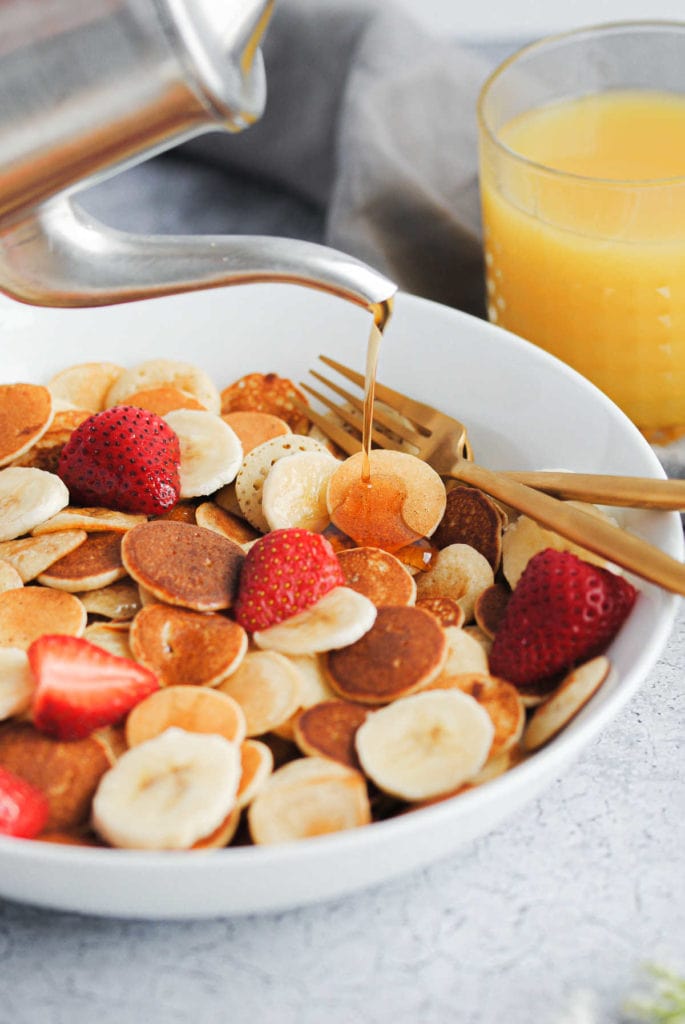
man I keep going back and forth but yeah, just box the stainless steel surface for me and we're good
[0,0,396,316]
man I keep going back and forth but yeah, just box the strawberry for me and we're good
[28,635,160,741]
[489,548,637,687]
[234,528,345,632]
[57,405,181,515]
[0,766,49,838]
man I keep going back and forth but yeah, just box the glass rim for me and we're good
[476,19,685,188]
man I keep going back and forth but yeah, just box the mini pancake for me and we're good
[124,386,205,416]
[293,699,369,769]
[220,372,310,434]
[77,579,142,620]
[337,547,416,607]
[37,531,125,592]
[32,506,146,535]
[326,605,448,705]
[193,806,242,850]
[0,588,86,648]
[0,529,86,582]
[154,500,197,524]
[0,383,54,466]
[235,739,274,809]
[415,596,465,628]
[105,358,220,414]
[524,656,611,751]
[247,756,371,844]
[474,583,510,638]
[426,672,525,758]
[48,361,124,412]
[462,624,493,659]
[438,625,489,676]
[121,520,244,611]
[222,410,291,454]
[9,409,91,474]
[415,543,494,622]
[213,483,242,517]
[0,721,112,830]
[217,650,302,737]
[195,501,261,546]
[432,485,504,571]
[130,604,247,688]
[327,450,447,553]
[0,559,22,593]
[83,622,133,659]
[125,684,246,747]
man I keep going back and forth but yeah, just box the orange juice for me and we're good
[479,89,685,439]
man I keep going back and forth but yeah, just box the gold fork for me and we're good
[298,355,685,596]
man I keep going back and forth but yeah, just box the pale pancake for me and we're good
[83,622,133,660]
[32,506,146,535]
[0,383,54,467]
[326,605,448,704]
[415,543,494,623]
[337,546,416,607]
[130,604,247,687]
[77,579,142,621]
[0,588,86,648]
[217,650,302,737]
[524,657,611,751]
[0,560,23,593]
[37,531,125,591]
[121,520,244,611]
[48,361,123,412]
[0,530,86,582]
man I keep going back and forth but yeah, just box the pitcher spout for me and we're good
[0,199,397,325]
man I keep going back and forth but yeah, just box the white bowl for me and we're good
[0,284,680,918]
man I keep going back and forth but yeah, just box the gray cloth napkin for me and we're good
[182,0,493,316]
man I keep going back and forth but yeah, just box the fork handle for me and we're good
[449,460,685,595]
[500,470,685,510]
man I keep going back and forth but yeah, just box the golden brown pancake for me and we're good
[125,684,246,747]
[220,372,310,433]
[415,595,465,628]
[221,410,290,454]
[154,500,198,524]
[337,547,416,607]
[474,583,510,638]
[0,587,86,648]
[124,386,205,415]
[326,605,448,704]
[121,520,244,611]
[37,531,125,591]
[130,604,247,687]
[432,485,503,571]
[0,721,112,830]
[195,502,261,546]
[293,699,368,769]
[10,408,91,474]
[235,739,274,809]
[0,383,54,466]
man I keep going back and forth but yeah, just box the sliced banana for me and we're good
[262,450,339,532]
[253,586,377,656]
[105,358,221,414]
[91,727,241,850]
[0,647,35,720]
[235,434,330,532]
[164,409,243,498]
[0,467,70,542]
[247,755,371,844]
[501,505,614,588]
[355,689,494,801]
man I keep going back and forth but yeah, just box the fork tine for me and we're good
[292,399,360,456]
[300,384,405,452]
[318,355,438,427]
[308,370,423,446]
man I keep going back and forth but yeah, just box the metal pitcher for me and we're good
[0,0,395,322]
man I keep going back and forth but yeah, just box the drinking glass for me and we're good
[477,22,685,442]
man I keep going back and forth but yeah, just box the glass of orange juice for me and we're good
[477,22,685,442]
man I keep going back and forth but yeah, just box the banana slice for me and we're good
[501,506,614,588]
[164,409,243,498]
[105,358,221,414]
[355,689,494,801]
[253,586,377,656]
[0,467,69,542]
[0,647,35,720]
[262,450,339,532]
[91,727,241,850]
[235,434,330,532]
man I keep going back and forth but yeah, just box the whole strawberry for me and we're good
[57,405,181,514]
[234,528,345,632]
[489,548,637,687]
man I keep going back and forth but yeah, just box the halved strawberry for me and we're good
[489,548,637,687]
[0,766,49,838]
[233,528,345,632]
[28,635,160,741]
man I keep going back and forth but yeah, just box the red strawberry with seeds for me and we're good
[0,766,49,838]
[57,405,181,515]
[489,548,637,687]
[29,635,160,741]
[234,528,345,632]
